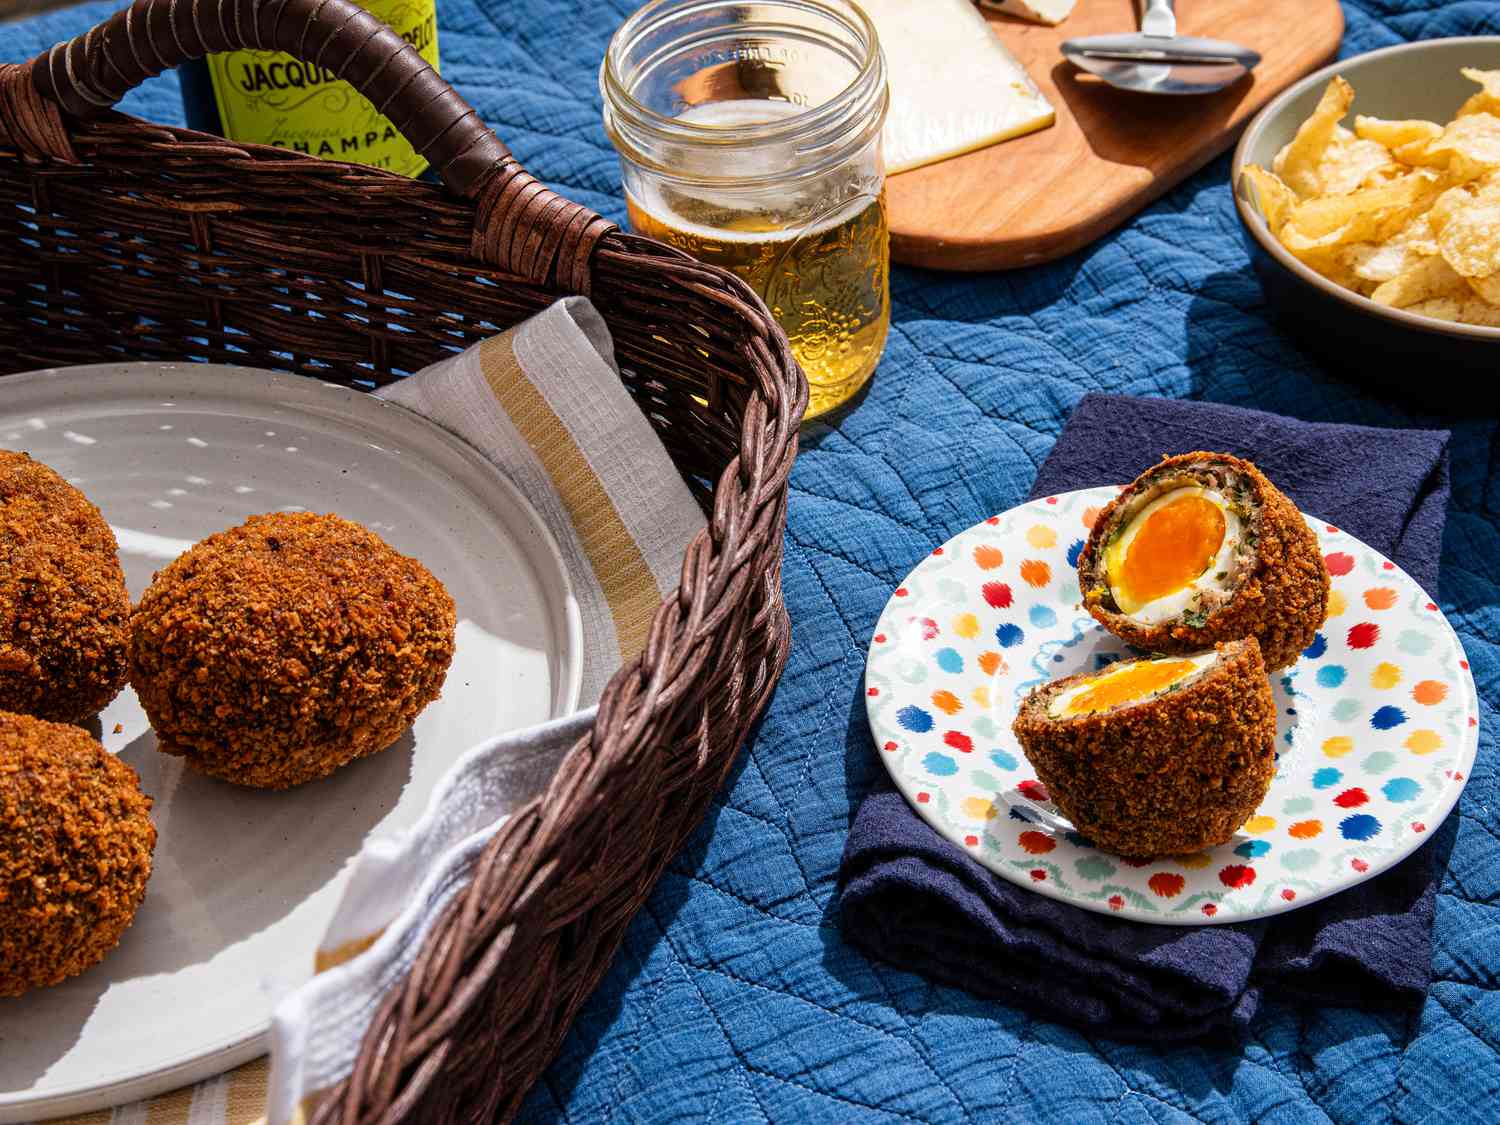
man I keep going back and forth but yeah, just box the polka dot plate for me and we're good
[864,487,1479,925]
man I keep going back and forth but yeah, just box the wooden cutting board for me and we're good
[887,0,1344,270]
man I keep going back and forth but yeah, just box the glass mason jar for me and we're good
[602,0,891,421]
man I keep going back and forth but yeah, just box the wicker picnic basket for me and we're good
[0,0,806,1118]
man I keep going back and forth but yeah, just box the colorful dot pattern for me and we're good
[866,486,1479,925]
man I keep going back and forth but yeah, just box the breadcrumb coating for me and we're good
[1012,638,1277,858]
[0,451,131,723]
[0,710,155,996]
[1078,452,1329,672]
[130,513,456,789]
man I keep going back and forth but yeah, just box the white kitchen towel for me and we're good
[265,297,705,1124]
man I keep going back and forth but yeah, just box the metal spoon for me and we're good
[1061,0,1260,96]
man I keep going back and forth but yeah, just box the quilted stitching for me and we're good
[3,1,1497,1120]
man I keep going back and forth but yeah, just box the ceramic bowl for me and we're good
[1232,37,1500,400]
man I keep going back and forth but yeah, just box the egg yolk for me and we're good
[1112,495,1225,609]
[1063,660,1198,716]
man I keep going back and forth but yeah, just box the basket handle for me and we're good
[21,0,616,289]
[29,0,502,194]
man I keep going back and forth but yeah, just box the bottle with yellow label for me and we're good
[179,0,440,177]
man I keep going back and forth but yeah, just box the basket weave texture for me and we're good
[0,0,806,1119]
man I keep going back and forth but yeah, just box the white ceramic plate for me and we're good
[865,487,1478,925]
[0,363,582,1122]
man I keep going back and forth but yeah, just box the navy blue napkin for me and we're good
[839,394,1453,1041]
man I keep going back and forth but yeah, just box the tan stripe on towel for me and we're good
[478,335,659,661]
[225,1058,268,1125]
[143,1085,194,1125]
[313,928,384,974]
[47,1109,112,1125]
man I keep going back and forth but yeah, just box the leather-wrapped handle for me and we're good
[30,0,506,196]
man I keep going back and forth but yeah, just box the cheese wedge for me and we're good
[861,0,1056,174]
[978,0,1077,26]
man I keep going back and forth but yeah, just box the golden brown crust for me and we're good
[0,451,131,723]
[1077,452,1329,672]
[0,710,155,996]
[1011,638,1277,858]
[130,512,456,789]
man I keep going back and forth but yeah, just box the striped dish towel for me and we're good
[378,295,704,705]
[33,298,703,1125]
[31,1059,270,1125]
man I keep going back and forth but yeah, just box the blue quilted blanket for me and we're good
[5,1,1498,1120]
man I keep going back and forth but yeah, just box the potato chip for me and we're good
[1240,166,1298,232]
[1436,196,1500,278]
[1281,170,1441,248]
[1249,69,1500,327]
[1406,294,1500,326]
[1274,76,1354,198]
[1318,135,1401,194]
[1402,296,1466,321]
[1280,231,1384,293]
[1405,113,1500,181]
[1355,115,1443,153]
[1458,67,1500,118]
[1326,252,1383,295]
[1477,170,1500,202]
[1295,245,1379,295]
[1340,243,1400,281]
[1468,273,1500,304]
[1428,184,1476,235]
[1443,113,1500,162]
[1370,253,1467,308]
[1343,213,1438,282]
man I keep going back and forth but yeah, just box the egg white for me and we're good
[1103,486,1242,624]
[1046,651,1219,719]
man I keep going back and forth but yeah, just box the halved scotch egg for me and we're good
[1101,487,1241,621]
[1012,638,1277,858]
[1046,651,1219,719]
[1078,452,1329,672]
